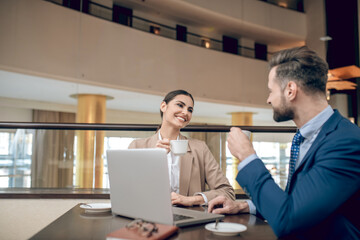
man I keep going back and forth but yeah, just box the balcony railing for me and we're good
[45,0,274,61]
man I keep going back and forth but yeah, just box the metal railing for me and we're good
[0,122,296,132]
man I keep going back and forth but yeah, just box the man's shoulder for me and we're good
[319,113,360,153]
[333,115,360,136]
[324,110,360,134]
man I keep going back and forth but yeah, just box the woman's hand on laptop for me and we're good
[171,192,205,206]
[156,139,171,153]
[208,196,249,214]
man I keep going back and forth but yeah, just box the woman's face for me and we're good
[160,94,194,129]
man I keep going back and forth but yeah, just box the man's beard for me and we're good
[272,95,294,122]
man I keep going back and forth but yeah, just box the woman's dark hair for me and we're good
[157,89,194,131]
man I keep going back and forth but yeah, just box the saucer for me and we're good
[80,203,111,213]
[205,222,247,236]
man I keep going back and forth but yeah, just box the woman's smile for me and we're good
[161,94,194,130]
[175,115,187,122]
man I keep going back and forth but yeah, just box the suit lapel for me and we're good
[290,111,342,186]
[295,131,326,172]
[148,133,159,148]
[178,134,193,196]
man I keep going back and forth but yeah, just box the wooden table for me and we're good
[30,204,277,239]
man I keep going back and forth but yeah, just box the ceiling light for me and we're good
[326,90,331,101]
[201,39,211,49]
[320,36,332,41]
[278,2,288,8]
[150,26,160,35]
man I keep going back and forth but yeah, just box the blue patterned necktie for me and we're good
[286,130,304,191]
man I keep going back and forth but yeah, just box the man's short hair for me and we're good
[269,46,328,95]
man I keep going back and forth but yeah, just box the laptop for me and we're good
[107,148,224,227]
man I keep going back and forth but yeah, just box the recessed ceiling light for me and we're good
[320,36,332,41]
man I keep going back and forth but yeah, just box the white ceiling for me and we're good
[0,69,281,124]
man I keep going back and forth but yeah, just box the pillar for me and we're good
[230,112,253,191]
[74,94,108,188]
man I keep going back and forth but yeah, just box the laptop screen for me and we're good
[107,148,174,225]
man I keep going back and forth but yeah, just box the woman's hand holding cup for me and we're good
[156,138,171,153]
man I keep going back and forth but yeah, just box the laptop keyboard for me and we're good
[173,214,194,222]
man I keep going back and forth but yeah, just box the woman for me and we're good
[128,90,235,206]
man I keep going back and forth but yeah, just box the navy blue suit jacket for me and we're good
[236,110,360,239]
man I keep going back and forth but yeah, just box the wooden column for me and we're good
[230,112,253,191]
[231,112,253,126]
[74,94,107,188]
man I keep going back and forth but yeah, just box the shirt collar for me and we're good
[158,131,179,140]
[299,105,334,139]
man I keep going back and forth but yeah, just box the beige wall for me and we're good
[184,0,306,41]
[0,198,110,240]
[0,105,32,122]
[304,0,326,59]
[1,0,293,110]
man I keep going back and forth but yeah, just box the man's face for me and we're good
[267,67,294,122]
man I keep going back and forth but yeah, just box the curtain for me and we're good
[31,110,75,188]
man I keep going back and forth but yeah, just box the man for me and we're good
[208,46,360,239]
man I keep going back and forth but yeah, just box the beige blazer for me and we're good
[128,133,235,201]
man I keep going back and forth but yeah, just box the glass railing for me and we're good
[0,122,296,195]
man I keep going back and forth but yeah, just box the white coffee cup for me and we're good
[170,140,188,155]
[242,130,251,139]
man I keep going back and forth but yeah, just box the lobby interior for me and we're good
[0,0,359,239]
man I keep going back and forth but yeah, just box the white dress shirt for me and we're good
[158,131,208,204]
[159,131,180,193]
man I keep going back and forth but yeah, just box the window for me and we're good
[0,130,33,188]
[225,140,291,190]
[0,131,135,189]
